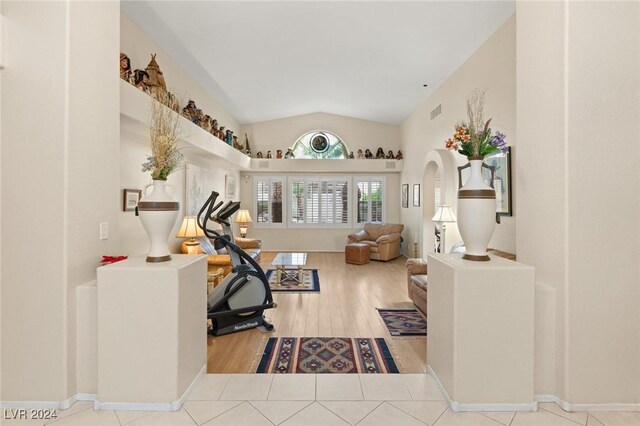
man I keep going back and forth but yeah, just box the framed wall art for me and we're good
[413,184,421,207]
[225,174,237,199]
[484,147,512,216]
[123,189,142,212]
[401,184,409,208]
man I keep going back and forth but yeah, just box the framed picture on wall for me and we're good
[225,175,236,199]
[123,189,142,212]
[413,184,421,207]
[484,147,512,216]
[186,163,217,216]
[401,184,409,208]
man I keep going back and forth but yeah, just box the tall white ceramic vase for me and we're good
[457,158,496,261]
[137,179,179,262]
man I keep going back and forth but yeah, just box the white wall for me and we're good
[239,172,401,252]
[1,1,120,401]
[399,16,516,258]
[517,1,640,404]
[119,13,243,256]
[242,111,400,158]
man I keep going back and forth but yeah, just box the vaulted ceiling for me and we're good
[122,1,515,125]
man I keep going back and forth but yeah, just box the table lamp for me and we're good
[175,216,206,254]
[234,209,253,238]
[432,205,457,254]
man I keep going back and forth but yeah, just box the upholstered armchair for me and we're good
[181,237,263,276]
[406,258,428,316]
[347,223,404,261]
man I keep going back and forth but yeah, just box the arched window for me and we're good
[291,131,349,159]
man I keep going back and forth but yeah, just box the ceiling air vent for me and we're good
[430,104,442,120]
[258,161,269,168]
[385,161,396,169]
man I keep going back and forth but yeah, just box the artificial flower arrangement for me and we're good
[141,93,184,180]
[444,89,508,158]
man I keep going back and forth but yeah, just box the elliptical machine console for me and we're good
[197,191,276,336]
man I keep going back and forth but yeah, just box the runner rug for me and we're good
[376,308,427,337]
[265,269,320,293]
[255,337,400,374]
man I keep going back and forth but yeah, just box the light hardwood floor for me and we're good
[206,251,427,373]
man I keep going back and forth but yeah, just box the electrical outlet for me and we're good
[100,222,109,240]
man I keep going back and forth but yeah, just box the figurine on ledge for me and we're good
[386,150,395,159]
[133,69,151,94]
[256,151,264,158]
[120,53,133,84]
[357,149,364,159]
[396,150,403,160]
[349,151,355,159]
[364,149,373,159]
[376,147,385,159]
[285,148,295,159]
[182,100,197,122]
[276,149,283,159]
[266,150,273,159]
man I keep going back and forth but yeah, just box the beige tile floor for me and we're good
[3,374,639,426]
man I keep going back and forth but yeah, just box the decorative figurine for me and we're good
[386,150,395,159]
[182,100,197,121]
[144,53,167,97]
[202,115,212,132]
[120,53,132,83]
[233,135,244,151]
[376,147,385,159]
[276,149,283,159]
[256,151,264,158]
[133,69,150,94]
[396,150,403,160]
[218,126,226,141]
[244,133,252,155]
[348,151,355,159]
[365,149,373,159]
[285,148,295,159]
[225,130,233,145]
[266,150,273,159]
[211,119,219,137]
[357,149,364,159]
[194,109,204,127]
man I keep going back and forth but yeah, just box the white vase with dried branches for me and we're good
[137,94,184,262]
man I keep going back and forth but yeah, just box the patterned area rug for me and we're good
[376,308,427,337]
[265,269,320,293]
[256,337,400,374]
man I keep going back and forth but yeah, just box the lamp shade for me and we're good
[432,205,457,223]
[175,216,206,238]
[234,209,253,224]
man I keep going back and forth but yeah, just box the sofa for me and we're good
[181,237,262,276]
[347,223,404,261]
[406,248,516,317]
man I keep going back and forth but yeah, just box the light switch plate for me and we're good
[100,222,109,240]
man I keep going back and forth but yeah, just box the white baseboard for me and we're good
[428,365,537,412]
[1,365,206,412]
[535,394,640,412]
[94,364,206,412]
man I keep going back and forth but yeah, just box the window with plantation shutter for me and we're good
[355,177,385,224]
[254,177,284,227]
[290,177,350,228]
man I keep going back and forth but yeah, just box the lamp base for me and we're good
[185,239,200,255]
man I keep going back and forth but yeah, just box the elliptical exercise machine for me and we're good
[197,191,276,336]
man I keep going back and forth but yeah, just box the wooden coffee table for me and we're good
[271,252,307,286]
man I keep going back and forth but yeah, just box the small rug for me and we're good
[256,337,400,374]
[376,308,427,337]
[265,269,320,293]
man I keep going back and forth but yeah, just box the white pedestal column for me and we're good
[427,253,535,411]
[96,255,207,411]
